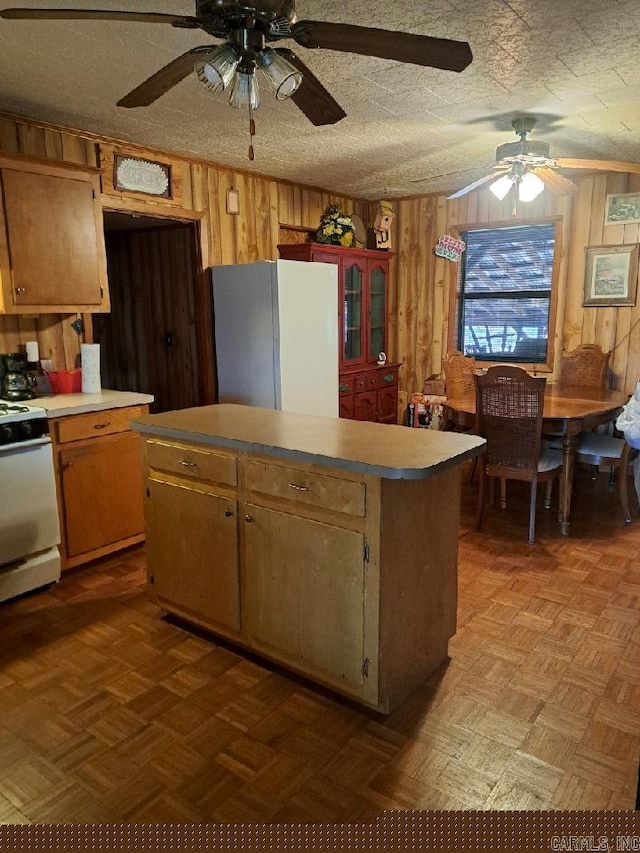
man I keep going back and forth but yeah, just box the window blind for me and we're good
[457,222,555,362]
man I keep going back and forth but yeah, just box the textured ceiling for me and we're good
[0,0,639,199]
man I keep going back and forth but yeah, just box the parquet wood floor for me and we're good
[1,462,639,822]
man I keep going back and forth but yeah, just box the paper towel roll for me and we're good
[81,343,101,394]
[25,340,39,363]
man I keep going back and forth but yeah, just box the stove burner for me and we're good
[0,403,30,415]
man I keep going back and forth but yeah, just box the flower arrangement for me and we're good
[315,204,355,247]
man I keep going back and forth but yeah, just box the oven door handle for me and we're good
[0,436,52,454]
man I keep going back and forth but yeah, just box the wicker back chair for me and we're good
[558,344,610,389]
[474,366,563,544]
[443,350,476,398]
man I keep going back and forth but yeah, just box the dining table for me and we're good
[443,383,629,535]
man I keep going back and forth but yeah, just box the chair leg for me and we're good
[489,476,495,509]
[528,479,538,544]
[544,478,553,509]
[619,445,632,524]
[476,464,485,532]
[499,478,507,510]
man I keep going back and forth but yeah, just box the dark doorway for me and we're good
[94,210,209,414]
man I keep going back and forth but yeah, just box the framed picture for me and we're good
[583,244,639,307]
[604,192,640,225]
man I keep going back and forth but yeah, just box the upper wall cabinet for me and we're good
[0,155,110,314]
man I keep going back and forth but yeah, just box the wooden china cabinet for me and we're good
[277,243,399,424]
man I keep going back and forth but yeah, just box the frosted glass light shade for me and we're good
[489,173,515,201]
[258,47,302,99]
[195,45,239,93]
[518,171,545,202]
[229,70,260,110]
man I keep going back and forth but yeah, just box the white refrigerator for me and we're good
[211,259,339,417]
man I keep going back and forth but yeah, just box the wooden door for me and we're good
[146,479,240,631]
[93,219,202,414]
[60,432,144,558]
[243,505,365,690]
[2,167,105,307]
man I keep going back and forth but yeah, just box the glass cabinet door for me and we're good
[368,264,386,360]
[343,260,364,364]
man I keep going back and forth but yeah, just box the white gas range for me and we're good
[0,401,61,601]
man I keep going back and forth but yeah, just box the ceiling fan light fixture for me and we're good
[518,170,545,202]
[489,173,515,201]
[258,47,303,100]
[195,44,240,93]
[229,67,260,111]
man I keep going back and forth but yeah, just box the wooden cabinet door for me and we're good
[353,390,377,421]
[367,260,388,363]
[0,161,108,312]
[243,505,365,690]
[60,431,144,558]
[146,480,240,632]
[377,385,398,424]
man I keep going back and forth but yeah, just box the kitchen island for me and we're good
[132,404,485,713]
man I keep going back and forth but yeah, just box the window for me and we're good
[457,222,556,363]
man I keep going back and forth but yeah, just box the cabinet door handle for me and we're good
[15,287,26,294]
[225,508,234,517]
[288,483,309,492]
[93,422,111,430]
[245,514,253,522]
[179,460,196,468]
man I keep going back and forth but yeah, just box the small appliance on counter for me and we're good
[0,352,35,401]
[24,340,53,397]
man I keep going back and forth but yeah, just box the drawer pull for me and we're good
[338,383,349,392]
[179,460,197,468]
[288,482,309,492]
[383,373,395,383]
[245,514,253,522]
[225,508,234,517]
[93,422,111,430]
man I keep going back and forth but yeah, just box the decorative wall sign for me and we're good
[604,192,640,225]
[435,234,466,261]
[583,244,639,307]
[114,155,171,197]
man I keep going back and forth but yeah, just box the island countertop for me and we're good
[131,403,484,480]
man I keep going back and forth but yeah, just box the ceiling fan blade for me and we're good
[554,158,640,176]
[535,166,576,195]
[0,8,199,26]
[291,20,472,72]
[274,48,346,126]
[447,172,503,200]
[117,46,216,108]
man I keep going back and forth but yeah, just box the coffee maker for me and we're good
[0,352,35,401]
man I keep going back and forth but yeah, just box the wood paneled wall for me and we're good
[0,113,367,387]
[390,173,640,413]
[1,110,639,414]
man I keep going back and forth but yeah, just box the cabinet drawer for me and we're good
[246,461,366,517]
[55,405,144,444]
[379,367,398,387]
[146,439,237,487]
[338,376,354,396]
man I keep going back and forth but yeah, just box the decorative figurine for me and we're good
[372,200,394,250]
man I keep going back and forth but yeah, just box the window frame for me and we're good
[447,216,563,373]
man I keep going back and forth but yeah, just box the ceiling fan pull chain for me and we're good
[248,107,255,161]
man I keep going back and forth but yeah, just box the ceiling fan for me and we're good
[447,116,640,201]
[0,1,473,129]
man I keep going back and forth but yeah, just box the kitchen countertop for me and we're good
[34,389,154,418]
[132,403,485,480]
